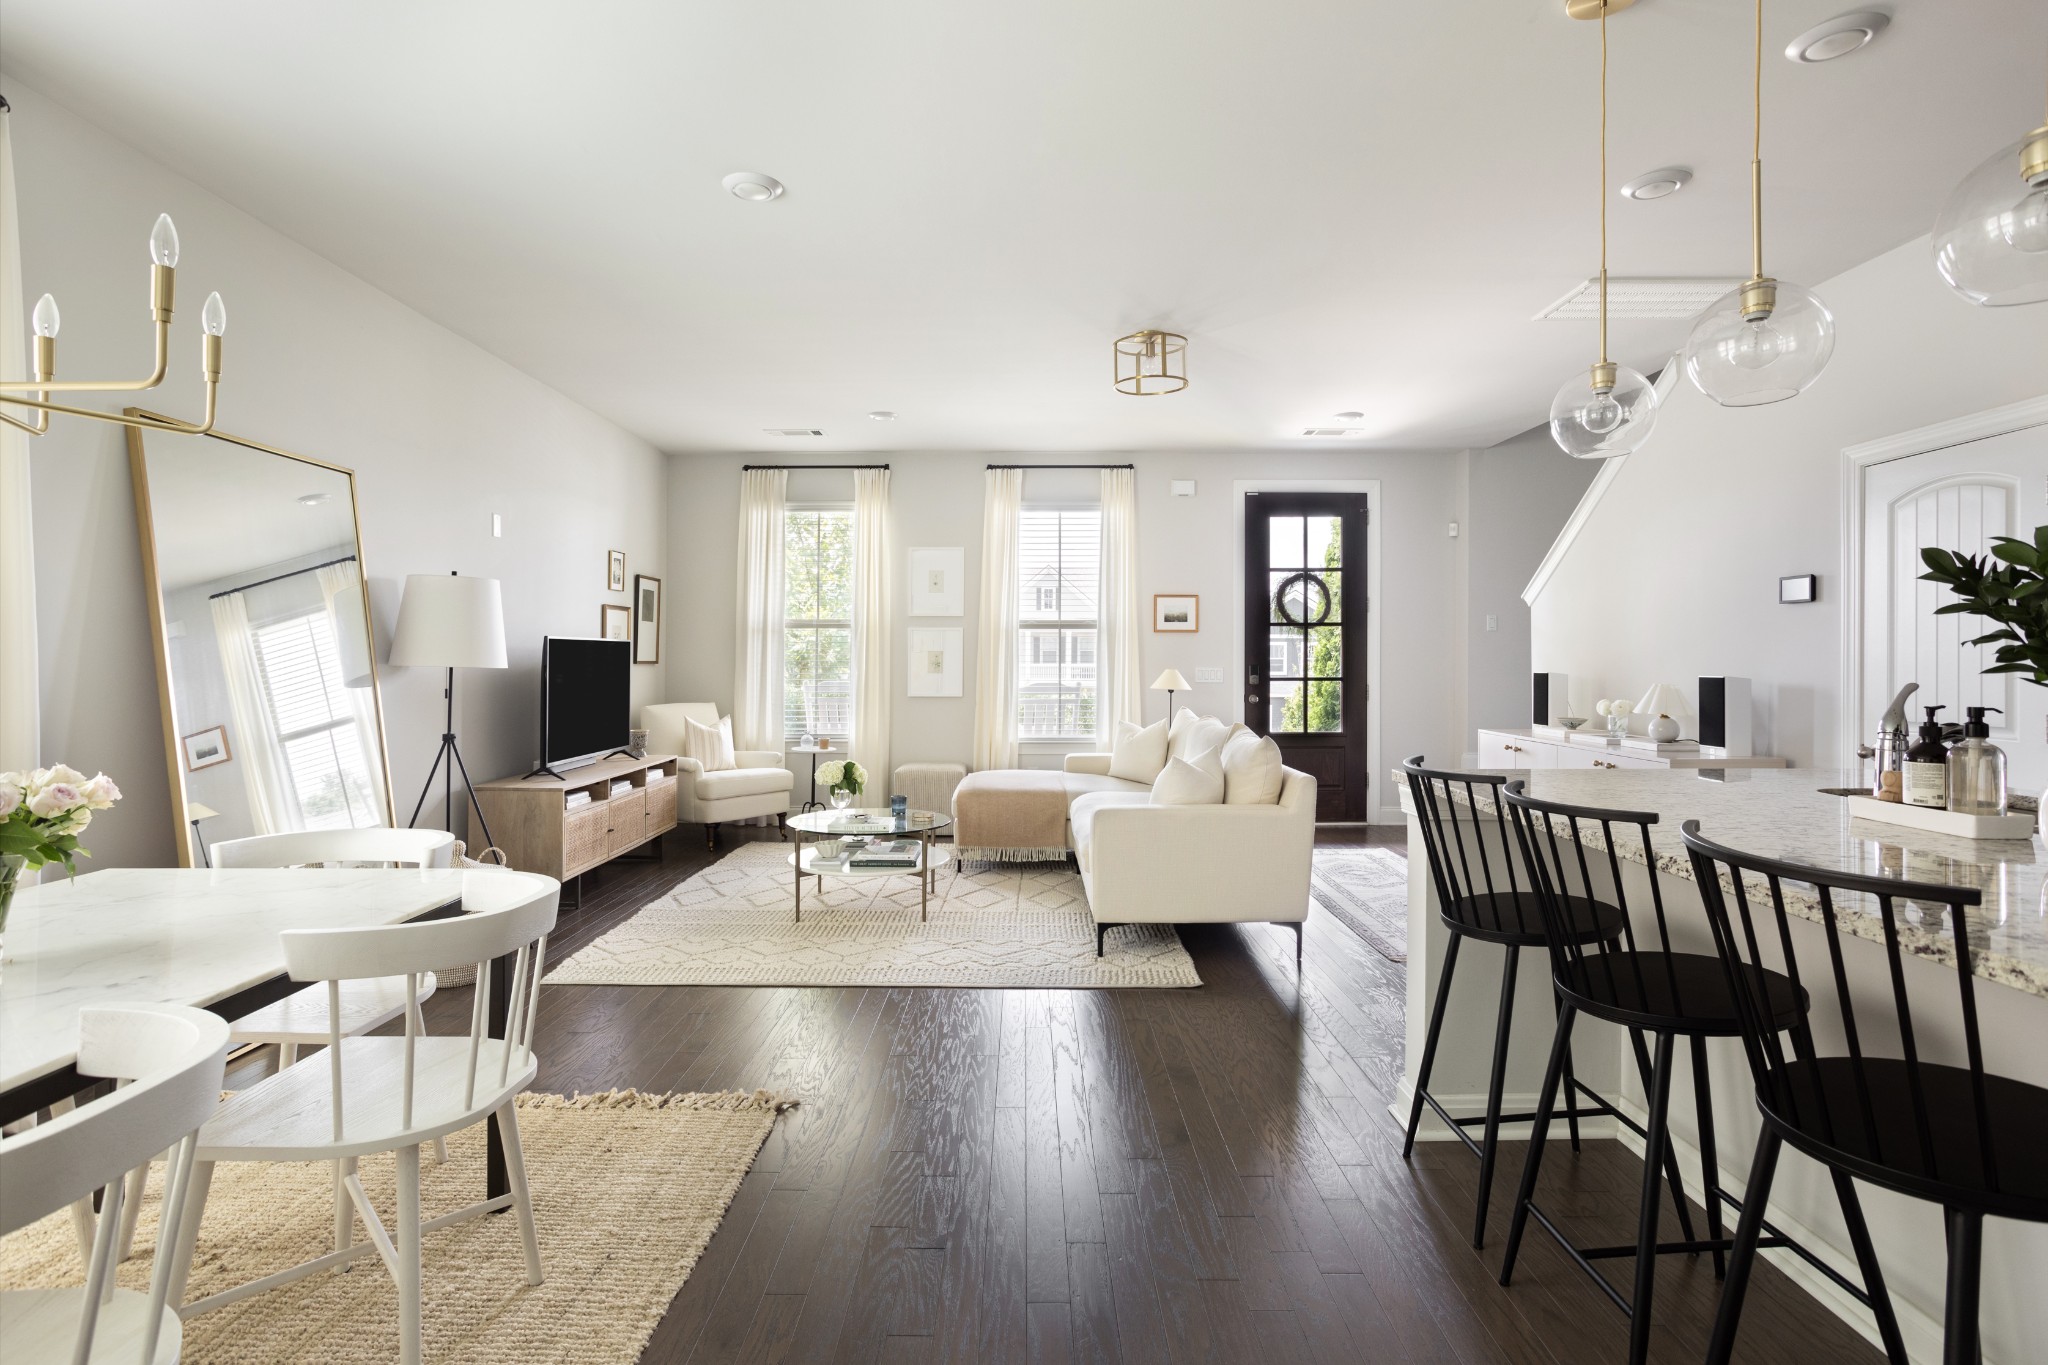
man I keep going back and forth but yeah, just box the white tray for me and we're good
[1843,794,2037,841]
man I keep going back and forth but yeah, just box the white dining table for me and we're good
[0,866,555,1102]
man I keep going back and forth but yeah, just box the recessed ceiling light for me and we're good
[1333,411,1364,421]
[1784,10,1889,63]
[722,171,785,202]
[867,411,896,421]
[1619,166,1693,200]
[296,491,331,506]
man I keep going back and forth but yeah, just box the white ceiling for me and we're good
[3,0,2041,454]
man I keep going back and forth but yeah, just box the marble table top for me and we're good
[1394,766,2048,1002]
[0,866,557,1093]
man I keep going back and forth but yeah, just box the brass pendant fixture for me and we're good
[1113,329,1188,396]
[1931,61,2048,307]
[1549,0,1659,459]
[0,211,229,436]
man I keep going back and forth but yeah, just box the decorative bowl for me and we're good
[1556,717,1587,730]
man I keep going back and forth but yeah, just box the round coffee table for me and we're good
[785,808,953,922]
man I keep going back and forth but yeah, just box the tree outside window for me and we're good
[785,508,853,740]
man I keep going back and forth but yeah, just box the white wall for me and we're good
[666,446,1583,820]
[9,81,668,867]
[1531,237,2048,768]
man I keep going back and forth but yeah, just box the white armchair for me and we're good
[640,703,794,848]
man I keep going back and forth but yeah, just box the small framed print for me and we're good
[908,547,964,617]
[182,725,232,772]
[1153,594,1199,632]
[906,626,963,697]
[633,573,662,664]
[600,603,631,641]
[1779,573,1818,604]
[607,549,626,593]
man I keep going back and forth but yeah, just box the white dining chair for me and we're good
[0,1004,230,1365]
[161,869,559,1365]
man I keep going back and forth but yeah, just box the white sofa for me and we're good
[640,703,794,848]
[1061,751,1319,962]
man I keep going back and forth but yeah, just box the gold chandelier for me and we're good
[0,212,227,436]
[1113,329,1187,395]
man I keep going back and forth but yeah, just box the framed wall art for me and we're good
[1153,594,1199,632]
[607,549,626,592]
[906,626,963,696]
[600,602,631,641]
[633,573,663,664]
[182,725,232,772]
[908,547,964,617]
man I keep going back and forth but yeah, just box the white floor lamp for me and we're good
[390,572,507,847]
[1151,668,1191,719]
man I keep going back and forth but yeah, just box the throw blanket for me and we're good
[954,769,1070,860]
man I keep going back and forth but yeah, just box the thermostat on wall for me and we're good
[1779,574,1817,604]
[1171,480,1196,497]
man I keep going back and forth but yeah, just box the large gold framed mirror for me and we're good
[127,413,395,866]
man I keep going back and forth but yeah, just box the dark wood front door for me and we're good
[1244,492,1368,821]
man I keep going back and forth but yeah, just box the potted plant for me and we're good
[1920,529,2048,831]
[0,764,123,957]
[814,759,868,811]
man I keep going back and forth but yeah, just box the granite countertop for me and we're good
[1393,766,2048,1001]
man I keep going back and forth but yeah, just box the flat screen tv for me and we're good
[537,636,631,775]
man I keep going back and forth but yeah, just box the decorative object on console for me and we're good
[1152,595,1198,632]
[1684,0,1836,406]
[628,728,648,759]
[1550,0,1658,459]
[0,212,231,437]
[907,547,964,617]
[600,602,631,641]
[389,571,508,846]
[1930,60,2048,308]
[1113,329,1188,396]
[633,573,662,664]
[1555,716,1586,730]
[1151,668,1190,716]
[1779,573,1817,603]
[1531,671,1571,725]
[1696,675,1754,757]
[1635,681,1687,743]
[1595,696,1632,737]
[181,725,232,771]
[906,626,963,697]
[607,549,626,592]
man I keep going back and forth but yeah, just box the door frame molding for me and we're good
[1233,479,1386,823]
[1839,394,2048,773]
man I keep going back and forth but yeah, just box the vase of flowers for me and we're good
[0,765,123,960]
[816,758,867,811]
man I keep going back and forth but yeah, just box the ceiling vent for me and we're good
[1534,277,1743,322]
[763,428,824,437]
[1301,427,1365,437]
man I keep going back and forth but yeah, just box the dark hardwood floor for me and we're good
[396,824,1881,1364]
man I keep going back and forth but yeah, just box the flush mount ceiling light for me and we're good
[1619,166,1693,200]
[1931,62,2048,307]
[722,171,785,202]
[867,410,896,421]
[1684,0,1837,406]
[1333,410,1364,420]
[1783,9,1889,63]
[1113,329,1188,396]
[1551,0,1659,460]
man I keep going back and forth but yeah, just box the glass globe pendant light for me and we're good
[1930,65,2048,308]
[1551,0,1658,460]
[1684,0,1836,407]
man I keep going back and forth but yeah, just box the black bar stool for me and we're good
[1684,820,2048,1365]
[1498,784,1905,1365]
[1401,757,1675,1249]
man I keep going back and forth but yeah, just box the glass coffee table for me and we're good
[784,808,953,922]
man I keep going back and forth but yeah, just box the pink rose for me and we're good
[0,782,20,817]
[79,774,122,810]
[28,782,82,818]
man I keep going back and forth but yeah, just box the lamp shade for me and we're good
[186,802,219,822]
[1635,681,1687,720]
[389,573,507,670]
[1151,669,1191,693]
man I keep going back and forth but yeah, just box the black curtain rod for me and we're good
[985,463,1134,470]
[209,555,358,600]
[742,463,891,471]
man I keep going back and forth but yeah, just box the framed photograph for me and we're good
[182,725,232,772]
[607,549,626,593]
[908,546,964,617]
[1779,573,1818,604]
[633,573,662,664]
[906,626,963,697]
[1153,594,1199,632]
[600,603,631,641]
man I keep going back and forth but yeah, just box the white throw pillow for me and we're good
[1167,709,1232,765]
[1221,729,1285,804]
[1151,743,1226,805]
[683,714,737,772]
[1108,718,1170,785]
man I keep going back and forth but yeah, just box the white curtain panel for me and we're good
[971,467,1023,771]
[851,467,893,789]
[211,592,297,834]
[316,559,390,817]
[0,108,39,775]
[1099,467,1141,737]
[732,467,788,753]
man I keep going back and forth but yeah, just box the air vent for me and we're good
[763,428,824,437]
[1534,277,1742,322]
[1301,427,1365,437]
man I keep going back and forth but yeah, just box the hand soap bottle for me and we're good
[1903,706,1950,809]
[1946,706,2009,817]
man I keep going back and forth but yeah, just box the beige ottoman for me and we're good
[952,769,1072,862]
[893,762,967,825]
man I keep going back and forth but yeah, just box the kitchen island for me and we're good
[1396,765,2045,1365]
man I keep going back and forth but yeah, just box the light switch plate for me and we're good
[1192,667,1224,684]
[491,513,503,538]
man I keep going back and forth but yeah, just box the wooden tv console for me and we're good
[474,752,679,881]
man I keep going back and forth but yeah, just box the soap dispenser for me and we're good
[1946,706,2009,817]
[1903,705,1950,808]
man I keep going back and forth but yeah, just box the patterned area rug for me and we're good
[0,1090,785,1365]
[1309,845,1410,962]
[543,840,1201,988]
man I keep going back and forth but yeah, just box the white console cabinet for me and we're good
[1475,728,1787,772]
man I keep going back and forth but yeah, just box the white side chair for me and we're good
[640,702,794,848]
[163,869,560,1365]
[0,1004,230,1365]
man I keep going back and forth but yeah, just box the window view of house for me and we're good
[784,507,854,740]
[1017,506,1100,740]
